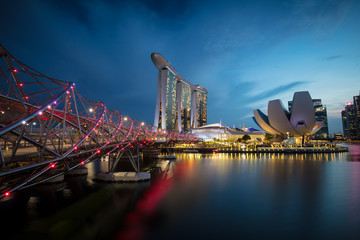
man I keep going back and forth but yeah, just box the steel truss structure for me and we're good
[0,45,197,199]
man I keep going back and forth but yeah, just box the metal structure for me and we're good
[0,45,197,199]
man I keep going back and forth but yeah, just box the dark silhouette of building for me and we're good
[341,91,360,139]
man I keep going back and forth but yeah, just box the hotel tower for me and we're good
[151,53,208,132]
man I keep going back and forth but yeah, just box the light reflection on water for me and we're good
[2,144,360,240]
[141,144,360,240]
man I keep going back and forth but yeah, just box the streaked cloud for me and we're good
[323,55,342,61]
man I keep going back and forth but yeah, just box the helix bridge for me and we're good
[0,45,197,199]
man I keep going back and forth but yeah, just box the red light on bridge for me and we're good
[50,163,56,168]
[74,146,78,150]
[13,69,17,73]
[81,161,85,165]
[116,145,119,148]
[25,96,29,100]
[19,83,23,87]
[5,192,10,197]
[97,150,101,154]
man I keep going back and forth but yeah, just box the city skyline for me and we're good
[1,0,359,135]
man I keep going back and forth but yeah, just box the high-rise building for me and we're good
[312,99,329,139]
[354,93,360,137]
[152,53,208,132]
[342,102,358,139]
[341,91,360,140]
[288,98,329,139]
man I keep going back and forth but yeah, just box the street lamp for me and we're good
[89,108,93,113]
[124,117,128,121]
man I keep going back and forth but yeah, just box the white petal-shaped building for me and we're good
[253,91,322,137]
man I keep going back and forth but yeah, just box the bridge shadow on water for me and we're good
[0,158,158,240]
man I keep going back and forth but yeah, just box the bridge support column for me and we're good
[95,148,150,182]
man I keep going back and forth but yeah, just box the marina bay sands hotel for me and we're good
[151,53,208,132]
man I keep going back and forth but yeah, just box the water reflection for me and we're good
[2,146,360,239]
[347,144,360,162]
[143,147,360,240]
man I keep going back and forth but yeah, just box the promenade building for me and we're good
[288,99,329,139]
[190,123,265,142]
[341,100,359,139]
[151,53,207,132]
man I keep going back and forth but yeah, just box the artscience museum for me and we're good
[253,91,323,142]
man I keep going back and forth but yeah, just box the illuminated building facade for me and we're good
[354,93,360,137]
[190,123,265,142]
[288,99,329,139]
[253,91,323,144]
[341,99,359,139]
[152,53,208,132]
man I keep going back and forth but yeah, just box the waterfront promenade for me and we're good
[169,143,348,154]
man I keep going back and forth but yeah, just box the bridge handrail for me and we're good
[0,83,74,137]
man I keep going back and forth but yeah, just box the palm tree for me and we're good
[264,133,273,143]
[242,134,251,143]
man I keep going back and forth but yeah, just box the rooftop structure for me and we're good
[190,123,265,142]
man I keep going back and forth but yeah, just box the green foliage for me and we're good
[264,133,273,142]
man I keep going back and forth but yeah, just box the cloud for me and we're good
[323,55,342,61]
[247,81,308,102]
[136,0,189,19]
[288,0,353,38]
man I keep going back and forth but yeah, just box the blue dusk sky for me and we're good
[1,0,359,135]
